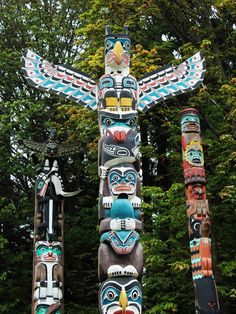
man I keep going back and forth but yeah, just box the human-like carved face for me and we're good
[181,114,200,133]
[184,141,204,166]
[108,166,137,195]
[99,277,142,314]
[35,241,62,262]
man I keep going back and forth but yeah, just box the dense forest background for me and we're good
[0,0,235,313]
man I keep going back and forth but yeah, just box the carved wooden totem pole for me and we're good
[22,131,79,314]
[180,109,220,313]
[22,26,217,313]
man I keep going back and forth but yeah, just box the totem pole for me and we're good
[22,26,207,313]
[22,130,79,314]
[180,109,220,313]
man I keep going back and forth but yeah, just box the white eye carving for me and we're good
[131,289,139,300]
[104,118,112,126]
[124,41,130,50]
[107,290,116,301]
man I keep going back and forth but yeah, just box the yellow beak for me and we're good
[113,41,124,65]
[119,287,128,314]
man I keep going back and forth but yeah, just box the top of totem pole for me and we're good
[180,108,200,117]
[104,25,131,75]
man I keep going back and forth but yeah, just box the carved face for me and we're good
[35,241,62,262]
[98,76,138,114]
[99,277,142,314]
[184,141,204,166]
[108,166,137,195]
[181,113,200,133]
[99,112,138,141]
[46,142,58,157]
[105,33,131,73]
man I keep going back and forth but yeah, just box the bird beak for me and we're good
[119,287,128,313]
[113,41,124,65]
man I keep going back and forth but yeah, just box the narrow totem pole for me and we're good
[22,131,79,314]
[22,26,209,313]
[180,109,220,313]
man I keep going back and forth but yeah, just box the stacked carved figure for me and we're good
[22,26,213,313]
[23,132,79,314]
[180,109,220,313]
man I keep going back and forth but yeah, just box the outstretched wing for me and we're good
[138,52,206,112]
[22,49,97,111]
[20,140,46,154]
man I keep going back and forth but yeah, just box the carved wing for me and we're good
[21,140,46,154]
[138,52,206,112]
[22,49,97,111]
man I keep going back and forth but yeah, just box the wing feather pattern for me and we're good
[22,49,97,111]
[138,52,206,112]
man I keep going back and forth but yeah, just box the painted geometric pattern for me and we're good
[138,52,206,112]
[22,49,97,111]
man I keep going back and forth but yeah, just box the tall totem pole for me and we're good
[22,26,218,313]
[22,131,79,314]
[180,109,220,313]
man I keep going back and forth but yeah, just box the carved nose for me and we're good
[114,130,127,142]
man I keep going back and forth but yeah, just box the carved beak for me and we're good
[119,287,128,313]
[113,41,124,65]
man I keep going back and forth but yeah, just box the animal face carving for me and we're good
[99,277,142,314]
[98,75,138,114]
[104,32,131,72]
[99,112,138,142]
[101,230,140,255]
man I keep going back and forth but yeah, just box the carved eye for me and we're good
[126,174,134,181]
[106,40,113,50]
[131,289,139,300]
[124,41,130,50]
[111,174,119,182]
[38,245,47,251]
[128,118,136,127]
[107,290,115,300]
[104,118,112,126]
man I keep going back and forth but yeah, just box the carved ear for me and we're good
[105,25,112,35]
[123,26,129,35]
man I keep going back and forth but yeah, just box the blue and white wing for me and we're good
[22,49,97,111]
[138,52,206,112]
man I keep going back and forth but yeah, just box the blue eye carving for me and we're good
[123,41,130,50]
[110,173,120,182]
[106,40,114,50]
[126,173,135,182]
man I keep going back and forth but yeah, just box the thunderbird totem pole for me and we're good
[22,131,79,314]
[22,26,219,313]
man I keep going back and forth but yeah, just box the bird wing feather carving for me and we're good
[22,49,97,111]
[138,52,206,112]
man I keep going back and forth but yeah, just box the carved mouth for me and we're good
[115,186,132,192]
[44,256,56,262]
[114,310,134,314]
